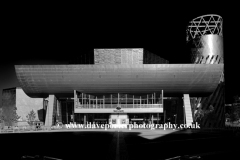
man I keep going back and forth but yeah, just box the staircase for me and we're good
[45,95,55,126]
[183,94,193,126]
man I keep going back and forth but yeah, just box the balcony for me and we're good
[75,104,162,109]
[74,104,163,113]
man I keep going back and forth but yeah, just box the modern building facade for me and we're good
[186,14,225,128]
[1,14,225,128]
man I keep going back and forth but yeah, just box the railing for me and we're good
[75,104,163,109]
[77,99,163,104]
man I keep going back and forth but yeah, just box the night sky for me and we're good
[1,6,239,107]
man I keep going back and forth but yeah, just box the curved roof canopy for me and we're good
[15,64,223,98]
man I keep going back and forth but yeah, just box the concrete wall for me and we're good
[16,88,44,123]
[94,48,143,64]
[1,88,16,126]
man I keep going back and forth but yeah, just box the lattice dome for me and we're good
[186,14,223,42]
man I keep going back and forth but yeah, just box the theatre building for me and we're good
[1,15,225,128]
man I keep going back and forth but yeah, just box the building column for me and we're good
[147,94,148,106]
[183,94,193,126]
[152,94,153,107]
[66,102,68,124]
[126,94,127,108]
[133,95,134,108]
[154,92,156,104]
[84,114,86,125]
[45,95,56,126]
[82,93,83,107]
[84,94,86,108]
[164,110,166,124]
[149,114,151,124]
[111,94,112,108]
[103,96,105,108]
[140,96,141,108]
[118,93,119,105]
[151,114,153,124]
[162,90,164,104]
[57,100,62,123]
[162,90,165,123]
[72,101,74,123]
[96,96,97,108]
[183,104,185,125]
[89,95,91,108]
[159,93,161,104]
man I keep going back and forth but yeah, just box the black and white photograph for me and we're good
[0,4,239,160]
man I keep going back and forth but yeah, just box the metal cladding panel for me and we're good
[15,64,223,98]
[187,15,223,64]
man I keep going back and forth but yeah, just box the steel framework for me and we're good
[187,14,224,64]
[186,14,223,42]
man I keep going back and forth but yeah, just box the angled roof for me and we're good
[15,64,224,98]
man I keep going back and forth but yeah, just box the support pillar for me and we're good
[162,90,164,123]
[151,114,153,124]
[162,90,163,105]
[82,93,83,107]
[84,94,86,108]
[140,96,141,108]
[183,105,185,125]
[89,95,90,108]
[183,94,193,126]
[152,94,153,107]
[126,94,127,108]
[154,92,156,104]
[56,100,62,123]
[96,96,97,108]
[149,114,151,124]
[72,102,74,123]
[84,114,86,125]
[45,95,56,126]
[118,93,119,105]
[103,95,105,108]
[111,94,112,108]
[147,94,148,105]
[66,102,68,124]
[133,95,134,108]
[164,110,166,124]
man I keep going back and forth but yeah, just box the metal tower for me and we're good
[186,14,223,64]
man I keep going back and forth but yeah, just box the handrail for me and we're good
[75,104,163,109]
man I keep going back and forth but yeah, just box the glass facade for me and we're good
[74,92,163,110]
[60,100,74,124]
[58,93,165,125]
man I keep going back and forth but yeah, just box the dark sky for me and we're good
[1,6,239,106]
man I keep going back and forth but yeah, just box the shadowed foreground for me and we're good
[1,129,240,160]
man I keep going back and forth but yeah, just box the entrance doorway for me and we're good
[109,114,129,127]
